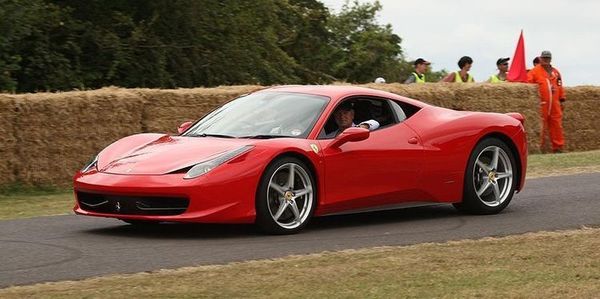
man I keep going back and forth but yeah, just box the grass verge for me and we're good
[0,150,599,221]
[0,186,72,220]
[526,150,600,178]
[1,228,599,298]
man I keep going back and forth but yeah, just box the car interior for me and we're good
[319,97,421,139]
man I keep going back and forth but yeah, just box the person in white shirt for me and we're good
[325,101,380,138]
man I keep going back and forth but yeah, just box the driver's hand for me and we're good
[359,123,370,129]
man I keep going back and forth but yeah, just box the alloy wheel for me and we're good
[266,163,314,229]
[472,145,514,207]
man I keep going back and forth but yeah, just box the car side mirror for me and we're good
[330,127,370,148]
[177,121,193,134]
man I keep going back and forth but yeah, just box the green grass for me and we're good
[527,150,600,178]
[1,228,598,298]
[0,189,73,220]
[0,150,599,221]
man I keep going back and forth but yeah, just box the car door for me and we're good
[316,98,424,215]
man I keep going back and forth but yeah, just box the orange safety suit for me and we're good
[527,64,565,151]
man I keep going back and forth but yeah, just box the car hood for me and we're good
[99,134,254,175]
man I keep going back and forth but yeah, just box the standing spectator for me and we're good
[441,56,475,83]
[404,58,430,84]
[487,57,510,83]
[527,50,566,153]
[527,57,540,73]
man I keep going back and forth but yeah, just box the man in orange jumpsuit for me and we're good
[527,50,566,153]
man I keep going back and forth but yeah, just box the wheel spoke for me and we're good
[267,162,314,229]
[293,188,312,198]
[476,180,491,196]
[287,164,295,189]
[491,147,500,170]
[289,200,300,221]
[496,172,512,180]
[269,182,286,195]
[273,202,288,220]
[477,160,490,173]
[492,183,501,200]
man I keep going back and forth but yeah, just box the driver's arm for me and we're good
[358,120,380,131]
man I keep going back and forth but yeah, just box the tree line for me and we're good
[0,0,445,93]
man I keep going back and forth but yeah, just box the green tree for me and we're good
[1,0,445,92]
[275,0,336,83]
[0,0,82,92]
[327,0,404,83]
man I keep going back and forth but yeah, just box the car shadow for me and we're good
[82,222,260,240]
[308,204,462,231]
[81,204,472,239]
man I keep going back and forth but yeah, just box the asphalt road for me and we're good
[1,173,599,288]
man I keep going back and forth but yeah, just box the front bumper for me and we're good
[73,169,258,224]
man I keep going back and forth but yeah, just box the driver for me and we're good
[325,101,380,138]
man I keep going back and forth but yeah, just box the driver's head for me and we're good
[333,101,355,130]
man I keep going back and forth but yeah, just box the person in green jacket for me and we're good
[488,57,510,83]
[404,58,430,84]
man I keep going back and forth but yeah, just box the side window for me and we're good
[388,100,421,122]
[318,97,398,139]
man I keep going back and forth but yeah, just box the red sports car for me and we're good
[74,85,527,234]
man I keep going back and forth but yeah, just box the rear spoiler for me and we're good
[505,112,525,125]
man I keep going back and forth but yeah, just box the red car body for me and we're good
[74,85,527,224]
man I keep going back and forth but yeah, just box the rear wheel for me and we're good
[455,138,517,214]
[255,157,316,234]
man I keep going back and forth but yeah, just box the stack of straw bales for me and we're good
[11,88,145,185]
[366,83,542,152]
[559,86,600,151]
[0,95,18,186]
[0,83,598,187]
[136,85,262,133]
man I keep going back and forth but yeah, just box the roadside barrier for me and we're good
[0,83,597,186]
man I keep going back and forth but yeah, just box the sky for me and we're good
[321,0,599,86]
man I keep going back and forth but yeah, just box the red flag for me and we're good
[507,30,527,82]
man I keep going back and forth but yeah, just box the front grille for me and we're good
[77,192,189,216]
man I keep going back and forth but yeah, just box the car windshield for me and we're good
[184,91,329,139]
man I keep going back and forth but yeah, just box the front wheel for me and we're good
[255,157,316,234]
[455,138,517,214]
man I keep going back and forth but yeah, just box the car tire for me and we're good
[255,157,317,234]
[455,137,517,214]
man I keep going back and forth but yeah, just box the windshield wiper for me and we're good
[239,134,292,139]
[194,133,236,138]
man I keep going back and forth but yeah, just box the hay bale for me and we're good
[137,85,263,133]
[1,83,599,187]
[366,83,458,108]
[0,95,18,185]
[563,86,600,152]
[369,83,542,152]
[13,88,145,186]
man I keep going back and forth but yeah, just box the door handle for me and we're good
[408,137,419,144]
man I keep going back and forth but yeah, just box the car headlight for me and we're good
[184,145,254,179]
[81,154,99,173]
